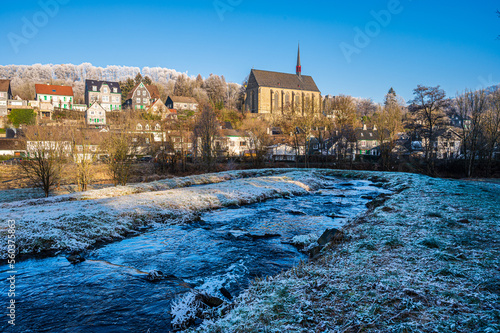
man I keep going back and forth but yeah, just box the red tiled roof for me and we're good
[35,84,74,96]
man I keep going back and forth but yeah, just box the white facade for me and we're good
[85,103,107,126]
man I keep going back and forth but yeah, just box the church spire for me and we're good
[296,43,302,77]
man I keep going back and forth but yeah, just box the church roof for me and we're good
[249,69,320,92]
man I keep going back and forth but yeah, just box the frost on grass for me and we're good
[0,170,331,258]
[190,172,500,333]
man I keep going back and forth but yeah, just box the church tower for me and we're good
[296,44,302,78]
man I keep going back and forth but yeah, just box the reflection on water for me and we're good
[0,178,388,332]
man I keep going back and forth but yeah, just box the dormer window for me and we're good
[136,124,143,131]
[155,124,161,131]
[93,86,97,91]
[145,124,150,131]
[113,88,117,93]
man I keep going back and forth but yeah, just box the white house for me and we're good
[222,129,251,157]
[85,103,107,126]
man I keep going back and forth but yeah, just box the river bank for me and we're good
[188,171,500,332]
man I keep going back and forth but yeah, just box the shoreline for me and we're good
[186,172,500,332]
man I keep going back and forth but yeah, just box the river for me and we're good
[0,177,388,332]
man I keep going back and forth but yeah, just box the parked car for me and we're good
[2,157,23,165]
[139,155,153,162]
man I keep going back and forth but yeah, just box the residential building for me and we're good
[268,143,299,162]
[165,96,199,112]
[123,83,160,110]
[222,129,251,157]
[244,45,321,115]
[147,99,167,117]
[85,103,107,126]
[355,125,389,156]
[0,139,26,156]
[429,128,462,160]
[0,80,12,117]
[85,80,122,111]
[35,84,74,119]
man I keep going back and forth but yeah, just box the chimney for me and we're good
[363,124,367,130]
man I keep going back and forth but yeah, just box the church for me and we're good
[245,46,322,115]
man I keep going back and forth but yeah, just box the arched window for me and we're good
[274,91,279,111]
[285,93,290,109]
[253,90,258,112]
[155,124,161,131]
[145,124,150,131]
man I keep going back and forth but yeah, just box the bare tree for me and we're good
[409,85,448,173]
[193,103,220,171]
[102,130,135,186]
[484,89,500,175]
[456,89,488,177]
[21,125,69,197]
[241,117,273,167]
[70,126,101,192]
[373,89,404,170]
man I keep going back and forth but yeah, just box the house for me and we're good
[123,83,160,110]
[448,113,471,129]
[147,99,167,117]
[222,129,251,157]
[134,121,165,143]
[0,139,26,156]
[268,143,299,162]
[0,80,13,117]
[85,103,107,126]
[85,80,122,111]
[429,128,462,159]
[244,45,321,115]
[165,96,199,112]
[35,84,74,119]
[355,125,390,156]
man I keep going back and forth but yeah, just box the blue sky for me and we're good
[0,0,499,103]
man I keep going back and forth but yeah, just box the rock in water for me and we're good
[220,287,233,300]
[67,254,85,264]
[197,293,224,308]
[317,228,340,247]
[147,270,165,281]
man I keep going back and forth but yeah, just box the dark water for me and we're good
[0,178,388,332]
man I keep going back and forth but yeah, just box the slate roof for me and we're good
[248,69,320,92]
[355,128,390,141]
[35,84,74,96]
[85,80,121,94]
[125,83,160,100]
[0,79,11,92]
